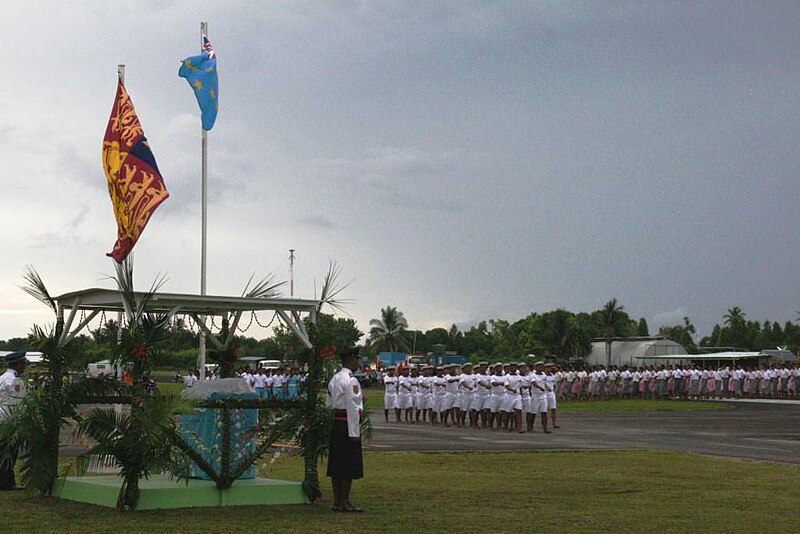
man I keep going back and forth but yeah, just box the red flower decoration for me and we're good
[319,344,337,361]
[131,343,149,363]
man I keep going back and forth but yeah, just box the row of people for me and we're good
[382,361,560,433]
[182,367,308,399]
[554,363,800,400]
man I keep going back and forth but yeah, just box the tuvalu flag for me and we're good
[102,77,169,263]
[179,35,218,130]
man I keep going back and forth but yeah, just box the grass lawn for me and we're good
[3,450,797,533]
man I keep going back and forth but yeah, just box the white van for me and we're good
[258,359,281,370]
[86,360,121,378]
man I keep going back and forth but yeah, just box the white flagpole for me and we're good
[198,21,209,379]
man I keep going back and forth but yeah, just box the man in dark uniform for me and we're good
[0,351,28,490]
[326,346,364,512]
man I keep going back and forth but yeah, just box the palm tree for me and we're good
[75,394,196,510]
[724,306,745,327]
[368,306,411,353]
[596,298,628,366]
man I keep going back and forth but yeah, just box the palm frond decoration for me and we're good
[241,272,285,299]
[314,261,353,314]
[106,256,168,325]
[73,394,196,511]
[0,390,71,494]
[19,265,57,314]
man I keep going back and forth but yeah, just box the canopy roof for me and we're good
[53,288,320,315]
[51,287,321,349]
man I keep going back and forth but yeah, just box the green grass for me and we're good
[3,451,797,533]
[156,382,185,395]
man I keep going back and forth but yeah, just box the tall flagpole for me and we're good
[198,21,209,378]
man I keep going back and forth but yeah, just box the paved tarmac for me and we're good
[364,401,800,464]
[59,400,800,464]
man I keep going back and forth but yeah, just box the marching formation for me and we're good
[382,362,560,433]
[565,363,800,400]
[380,360,800,434]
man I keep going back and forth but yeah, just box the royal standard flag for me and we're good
[102,78,170,263]
[179,35,218,130]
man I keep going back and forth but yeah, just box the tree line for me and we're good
[2,300,799,368]
[365,302,800,362]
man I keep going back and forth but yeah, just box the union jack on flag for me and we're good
[203,35,215,59]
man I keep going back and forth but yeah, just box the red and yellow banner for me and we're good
[102,78,169,263]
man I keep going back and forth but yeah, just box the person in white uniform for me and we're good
[326,347,364,513]
[544,364,560,429]
[474,362,492,429]
[0,351,28,490]
[382,366,399,422]
[442,364,460,427]
[530,361,551,433]
[488,363,506,430]
[397,367,415,423]
[500,362,523,432]
[416,366,434,423]
[518,363,533,430]
[432,367,447,425]
[459,363,477,428]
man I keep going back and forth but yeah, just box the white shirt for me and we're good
[445,374,459,395]
[326,367,362,438]
[504,374,521,395]
[383,375,399,394]
[490,374,506,397]
[253,373,268,388]
[531,372,547,396]
[0,368,26,420]
[475,373,491,396]
[399,375,415,395]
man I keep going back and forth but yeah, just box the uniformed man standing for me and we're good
[0,351,28,490]
[382,366,399,422]
[326,347,364,512]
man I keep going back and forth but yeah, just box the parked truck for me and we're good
[377,352,407,369]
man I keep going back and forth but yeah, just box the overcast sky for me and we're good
[1,2,799,345]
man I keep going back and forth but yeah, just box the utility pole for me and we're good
[289,249,296,297]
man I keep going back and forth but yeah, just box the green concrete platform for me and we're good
[52,474,309,510]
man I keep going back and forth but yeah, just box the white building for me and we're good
[587,337,688,367]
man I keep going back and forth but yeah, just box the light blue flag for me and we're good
[179,36,218,131]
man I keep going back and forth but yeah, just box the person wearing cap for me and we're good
[500,362,523,432]
[488,363,505,430]
[530,361,551,433]
[442,364,459,427]
[397,366,415,424]
[544,363,560,429]
[474,362,491,429]
[518,363,532,430]
[416,366,433,423]
[431,366,447,425]
[382,366,399,423]
[326,347,364,513]
[0,351,28,490]
[458,363,477,428]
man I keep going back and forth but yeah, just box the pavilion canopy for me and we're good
[51,287,321,350]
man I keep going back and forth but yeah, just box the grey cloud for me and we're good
[296,215,337,229]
